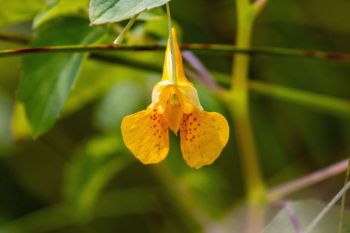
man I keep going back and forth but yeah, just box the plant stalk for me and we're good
[229,0,266,204]
[228,1,268,232]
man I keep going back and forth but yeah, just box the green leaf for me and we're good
[263,201,350,233]
[138,7,164,21]
[89,0,171,25]
[33,0,89,28]
[64,134,133,218]
[0,0,45,28]
[19,17,104,137]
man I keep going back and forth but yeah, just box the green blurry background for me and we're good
[0,0,350,232]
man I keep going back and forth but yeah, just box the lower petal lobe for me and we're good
[121,108,169,164]
[180,110,229,169]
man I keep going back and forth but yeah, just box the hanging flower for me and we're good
[121,28,229,169]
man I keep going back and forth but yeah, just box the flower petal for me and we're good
[180,110,229,169]
[177,83,203,113]
[121,108,169,164]
[162,28,189,84]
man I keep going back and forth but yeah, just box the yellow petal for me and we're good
[149,81,172,113]
[177,83,203,113]
[180,110,229,169]
[162,28,189,84]
[121,108,169,164]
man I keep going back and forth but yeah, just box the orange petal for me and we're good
[121,108,169,164]
[162,28,189,84]
[180,110,229,169]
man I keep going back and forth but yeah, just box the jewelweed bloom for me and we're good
[121,28,229,169]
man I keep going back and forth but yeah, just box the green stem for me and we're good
[229,0,266,204]
[113,14,139,44]
[0,40,350,62]
[250,81,350,117]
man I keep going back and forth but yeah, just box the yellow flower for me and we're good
[121,28,229,169]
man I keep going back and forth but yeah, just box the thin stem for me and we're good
[166,2,177,84]
[0,40,350,62]
[304,180,350,233]
[337,159,350,233]
[268,159,349,201]
[113,14,139,44]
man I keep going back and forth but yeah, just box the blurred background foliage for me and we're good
[0,0,349,232]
